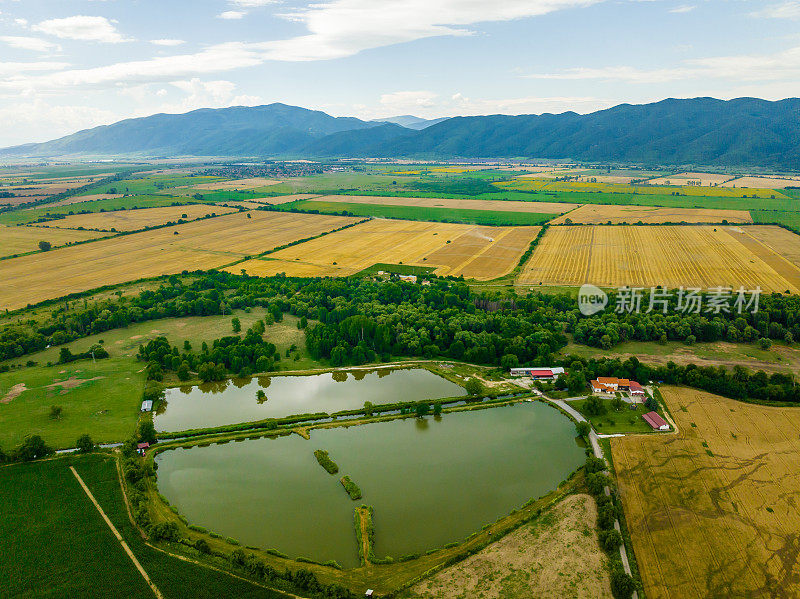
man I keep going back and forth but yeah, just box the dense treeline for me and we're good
[560,355,799,404]
[3,271,800,399]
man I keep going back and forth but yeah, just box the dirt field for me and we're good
[611,386,800,599]
[313,195,573,214]
[0,211,355,310]
[0,176,104,206]
[410,494,611,599]
[34,204,239,232]
[518,225,800,292]
[1,224,107,257]
[232,220,538,280]
[722,176,800,189]
[261,194,323,204]
[646,172,734,186]
[189,177,283,190]
[550,204,752,224]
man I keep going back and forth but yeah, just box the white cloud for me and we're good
[0,36,61,52]
[0,99,116,146]
[669,4,695,12]
[14,18,28,27]
[525,44,800,83]
[257,0,603,61]
[151,39,185,46]
[230,0,278,6]
[751,1,800,19]
[154,78,261,114]
[218,10,246,19]
[0,61,70,77]
[346,90,611,120]
[32,15,132,43]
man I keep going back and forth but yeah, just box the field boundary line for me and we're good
[69,465,165,599]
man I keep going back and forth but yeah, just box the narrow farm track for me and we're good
[70,466,165,599]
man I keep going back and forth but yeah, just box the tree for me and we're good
[76,434,95,453]
[138,421,157,444]
[464,377,483,396]
[363,401,374,417]
[575,421,591,438]
[38,240,52,252]
[433,401,442,416]
[14,435,53,462]
[759,337,772,350]
[610,566,636,599]
[500,353,519,369]
[415,402,430,418]
[194,538,211,554]
[644,395,658,412]
[256,389,267,403]
[49,405,63,420]
[183,340,192,351]
[177,361,190,381]
[610,394,625,412]
[599,529,623,552]
[231,317,241,333]
[583,395,606,416]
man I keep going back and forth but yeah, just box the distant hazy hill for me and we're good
[4,97,800,168]
[370,115,449,130]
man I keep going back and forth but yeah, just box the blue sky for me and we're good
[1,0,799,145]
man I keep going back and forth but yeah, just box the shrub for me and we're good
[76,434,95,453]
[313,449,339,474]
[150,522,179,542]
[599,529,623,552]
[610,564,636,599]
[340,475,362,500]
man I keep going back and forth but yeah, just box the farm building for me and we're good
[629,381,645,396]
[136,442,150,455]
[140,399,153,412]
[591,380,616,395]
[597,377,630,390]
[509,367,565,380]
[643,411,670,431]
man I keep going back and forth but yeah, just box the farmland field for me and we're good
[280,199,556,226]
[232,219,539,279]
[722,175,800,188]
[310,194,573,214]
[0,224,107,257]
[410,493,612,599]
[549,204,751,224]
[611,386,800,599]
[497,177,789,200]
[187,177,283,190]
[645,172,734,186]
[34,204,239,232]
[518,225,800,292]
[0,211,356,310]
[745,225,800,268]
[0,454,281,599]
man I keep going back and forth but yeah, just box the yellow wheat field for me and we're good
[517,225,800,292]
[612,386,800,599]
[0,225,108,257]
[497,178,788,199]
[550,204,752,225]
[231,219,539,280]
[313,194,573,214]
[34,204,239,232]
[0,211,356,311]
[646,172,734,186]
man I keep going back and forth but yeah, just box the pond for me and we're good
[155,402,584,568]
[154,368,466,432]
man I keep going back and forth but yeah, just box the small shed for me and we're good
[137,442,150,455]
[140,399,153,412]
[629,381,645,396]
[365,590,374,598]
[643,411,669,431]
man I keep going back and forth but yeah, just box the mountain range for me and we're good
[4,97,800,169]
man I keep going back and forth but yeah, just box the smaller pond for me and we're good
[154,368,466,432]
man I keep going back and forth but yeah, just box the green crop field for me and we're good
[0,357,144,450]
[751,209,800,230]
[0,454,280,599]
[78,174,224,196]
[278,199,555,225]
[0,195,222,226]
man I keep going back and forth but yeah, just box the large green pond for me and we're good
[154,368,465,432]
[155,402,584,568]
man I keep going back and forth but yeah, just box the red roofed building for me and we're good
[643,411,669,431]
[137,442,150,455]
[590,380,615,395]
[629,381,645,395]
